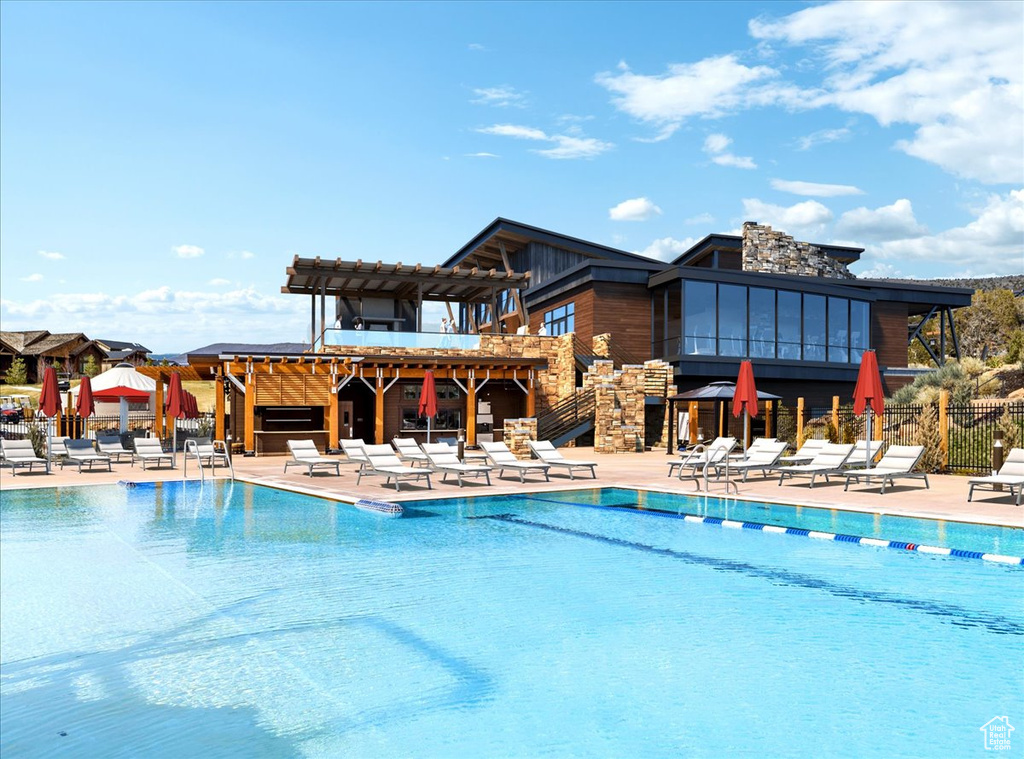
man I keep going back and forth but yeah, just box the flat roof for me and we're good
[670,233,863,266]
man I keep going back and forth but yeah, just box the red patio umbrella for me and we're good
[853,350,884,469]
[418,370,438,443]
[732,360,759,453]
[76,375,95,419]
[38,366,62,472]
[165,372,186,466]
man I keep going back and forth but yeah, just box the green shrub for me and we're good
[4,357,28,385]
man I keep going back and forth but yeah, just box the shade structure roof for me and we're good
[282,256,530,304]
[72,363,156,398]
[670,380,781,402]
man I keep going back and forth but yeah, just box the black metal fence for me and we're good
[0,412,216,450]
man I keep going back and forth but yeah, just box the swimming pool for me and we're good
[2,481,1021,757]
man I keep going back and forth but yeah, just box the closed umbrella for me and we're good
[165,372,186,466]
[76,375,95,419]
[418,370,438,444]
[852,350,884,469]
[732,361,759,454]
[38,367,62,472]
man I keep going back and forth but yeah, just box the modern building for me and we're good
[156,218,972,456]
[93,339,152,370]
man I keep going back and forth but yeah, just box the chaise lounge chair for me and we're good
[132,438,173,470]
[712,440,788,481]
[284,439,341,477]
[340,439,370,472]
[777,437,828,466]
[421,442,493,487]
[527,440,598,480]
[97,435,134,463]
[1,438,50,475]
[668,437,736,478]
[967,447,1024,506]
[480,441,551,483]
[358,444,433,491]
[776,443,855,488]
[843,445,928,494]
[61,439,112,473]
[843,439,887,469]
[392,437,430,466]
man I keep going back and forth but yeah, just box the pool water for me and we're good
[2,482,1022,757]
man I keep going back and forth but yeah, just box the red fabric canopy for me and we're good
[418,370,437,420]
[165,372,186,420]
[731,361,759,418]
[92,386,151,403]
[38,367,62,418]
[76,376,96,419]
[186,391,199,420]
[853,350,884,416]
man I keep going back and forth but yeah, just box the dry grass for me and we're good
[183,381,217,413]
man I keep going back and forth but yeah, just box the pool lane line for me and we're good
[472,512,1024,637]
[511,495,1024,566]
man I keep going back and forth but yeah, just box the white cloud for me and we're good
[795,127,852,150]
[471,86,527,108]
[37,250,65,260]
[702,133,757,169]
[20,273,43,282]
[858,189,1024,275]
[595,56,778,138]
[685,212,715,225]
[208,278,231,286]
[173,244,204,259]
[771,179,864,197]
[465,152,500,158]
[741,198,834,237]
[609,197,663,222]
[228,250,256,260]
[836,198,928,241]
[477,124,613,160]
[636,236,697,261]
[750,1,1024,184]
[468,43,487,51]
[855,261,904,279]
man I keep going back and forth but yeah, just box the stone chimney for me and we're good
[741,221,853,279]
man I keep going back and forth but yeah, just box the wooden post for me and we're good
[328,391,339,450]
[688,401,699,444]
[244,373,256,453]
[466,377,477,446]
[796,397,805,442]
[374,375,385,444]
[214,375,225,442]
[939,389,949,469]
[874,410,883,441]
[831,396,840,434]
[155,378,165,440]
[765,400,773,437]
[526,379,536,418]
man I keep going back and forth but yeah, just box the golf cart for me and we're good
[0,395,32,423]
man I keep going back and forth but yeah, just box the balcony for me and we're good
[321,329,482,352]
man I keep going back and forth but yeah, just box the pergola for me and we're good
[282,257,532,345]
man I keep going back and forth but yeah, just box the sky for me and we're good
[1,0,1022,354]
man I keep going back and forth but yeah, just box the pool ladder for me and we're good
[681,443,739,495]
[183,439,235,482]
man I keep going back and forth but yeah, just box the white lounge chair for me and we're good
[844,439,887,469]
[726,437,777,460]
[358,444,432,491]
[132,437,173,470]
[480,441,550,483]
[61,439,112,473]
[668,437,736,478]
[527,440,597,480]
[284,439,341,477]
[421,442,493,487]
[777,437,828,466]
[97,435,134,463]
[45,435,71,464]
[340,439,370,471]
[968,447,1024,506]
[0,438,50,475]
[712,440,788,481]
[777,443,855,488]
[843,445,928,494]
[392,437,430,466]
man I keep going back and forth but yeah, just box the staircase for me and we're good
[537,387,596,447]
[572,336,644,372]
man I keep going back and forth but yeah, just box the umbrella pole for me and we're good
[173,418,177,469]
[744,407,750,454]
[865,408,872,468]
[47,418,53,474]
[427,416,431,444]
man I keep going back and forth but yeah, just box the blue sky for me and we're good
[1,0,1021,353]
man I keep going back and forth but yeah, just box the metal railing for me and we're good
[537,387,596,446]
[322,329,481,351]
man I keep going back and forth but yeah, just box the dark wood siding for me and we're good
[524,243,592,288]
[873,301,909,369]
[529,285,595,343]
[592,282,652,361]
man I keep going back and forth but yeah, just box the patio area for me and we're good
[2,446,1021,529]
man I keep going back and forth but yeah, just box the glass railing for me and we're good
[322,329,481,351]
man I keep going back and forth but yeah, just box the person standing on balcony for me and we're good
[354,318,364,330]
[538,322,548,336]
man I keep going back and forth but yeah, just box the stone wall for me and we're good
[742,222,853,279]
[591,363,647,454]
[503,417,537,459]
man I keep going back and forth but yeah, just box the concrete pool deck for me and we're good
[2,446,1021,529]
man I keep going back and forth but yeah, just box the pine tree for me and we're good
[914,404,944,472]
[82,355,100,378]
[3,357,28,385]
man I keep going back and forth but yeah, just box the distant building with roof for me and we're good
[0,330,106,383]
[93,338,152,370]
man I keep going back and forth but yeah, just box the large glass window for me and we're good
[667,286,682,356]
[828,297,849,363]
[401,408,462,431]
[850,300,870,362]
[543,303,575,336]
[718,284,747,356]
[803,294,826,361]
[777,290,801,360]
[683,281,716,355]
[749,287,775,358]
